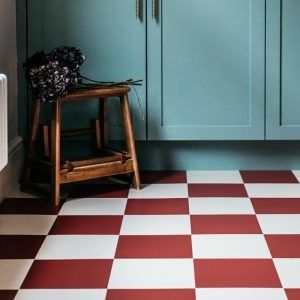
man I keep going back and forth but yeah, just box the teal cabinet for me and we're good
[27,0,147,140]
[25,1,300,142]
[147,0,266,140]
[266,0,300,140]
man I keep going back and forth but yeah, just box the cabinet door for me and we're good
[148,0,265,140]
[266,0,300,139]
[28,0,146,140]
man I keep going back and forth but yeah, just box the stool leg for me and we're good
[120,94,141,189]
[99,97,108,147]
[24,100,41,182]
[51,101,61,206]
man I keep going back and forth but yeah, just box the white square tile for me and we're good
[0,215,56,235]
[108,259,195,288]
[292,170,300,183]
[192,235,271,258]
[128,184,188,198]
[15,289,106,300]
[257,215,300,234]
[245,184,300,198]
[0,260,33,289]
[36,235,118,259]
[187,171,243,183]
[189,198,254,215]
[196,288,287,300]
[59,198,127,215]
[274,259,300,288]
[120,215,191,235]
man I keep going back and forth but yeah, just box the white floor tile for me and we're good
[245,184,300,198]
[108,259,195,288]
[15,289,106,300]
[257,215,300,234]
[192,235,271,258]
[120,215,191,235]
[0,260,33,289]
[187,171,243,183]
[274,259,300,288]
[196,288,287,300]
[189,198,254,215]
[36,235,118,259]
[0,215,56,235]
[128,184,188,198]
[59,198,127,215]
[292,170,300,183]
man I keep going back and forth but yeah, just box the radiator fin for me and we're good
[0,74,8,171]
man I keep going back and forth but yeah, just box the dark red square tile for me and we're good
[140,171,187,184]
[251,198,300,214]
[0,198,61,215]
[188,184,248,197]
[21,259,113,289]
[265,235,300,258]
[49,216,123,235]
[191,215,262,234]
[125,198,189,215]
[285,289,300,300]
[0,291,17,300]
[69,184,130,198]
[194,259,282,287]
[0,235,45,259]
[240,171,298,183]
[115,235,192,258]
[106,289,196,300]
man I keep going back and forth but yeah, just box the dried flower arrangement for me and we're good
[24,46,142,103]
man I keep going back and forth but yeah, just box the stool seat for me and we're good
[60,87,131,101]
[23,87,141,206]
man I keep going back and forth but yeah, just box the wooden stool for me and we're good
[23,87,141,206]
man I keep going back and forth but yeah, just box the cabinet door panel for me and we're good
[148,0,265,140]
[266,0,300,139]
[28,0,146,140]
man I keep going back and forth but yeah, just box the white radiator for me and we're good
[0,74,8,171]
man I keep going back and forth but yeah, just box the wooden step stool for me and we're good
[23,87,141,206]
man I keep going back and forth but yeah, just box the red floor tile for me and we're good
[0,236,45,259]
[194,259,282,288]
[125,198,189,215]
[285,289,300,300]
[69,184,130,198]
[240,170,298,183]
[106,289,196,300]
[0,291,17,300]
[115,235,193,258]
[21,259,113,289]
[188,184,248,197]
[140,171,187,184]
[49,216,123,235]
[191,215,262,234]
[265,235,300,258]
[0,198,61,215]
[251,198,300,214]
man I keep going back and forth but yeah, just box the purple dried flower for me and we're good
[24,46,86,102]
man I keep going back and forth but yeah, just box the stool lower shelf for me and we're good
[28,148,134,184]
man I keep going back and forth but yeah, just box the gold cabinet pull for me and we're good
[136,0,143,20]
[152,0,159,20]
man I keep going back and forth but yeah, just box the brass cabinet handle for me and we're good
[152,0,159,20]
[136,0,143,20]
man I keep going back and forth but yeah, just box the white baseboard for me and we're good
[0,136,24,202]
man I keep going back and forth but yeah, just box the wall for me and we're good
[0,0,23,201]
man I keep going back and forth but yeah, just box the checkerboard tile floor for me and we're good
[1,170,300,299]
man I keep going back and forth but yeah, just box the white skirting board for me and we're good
[0,74,8,171]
